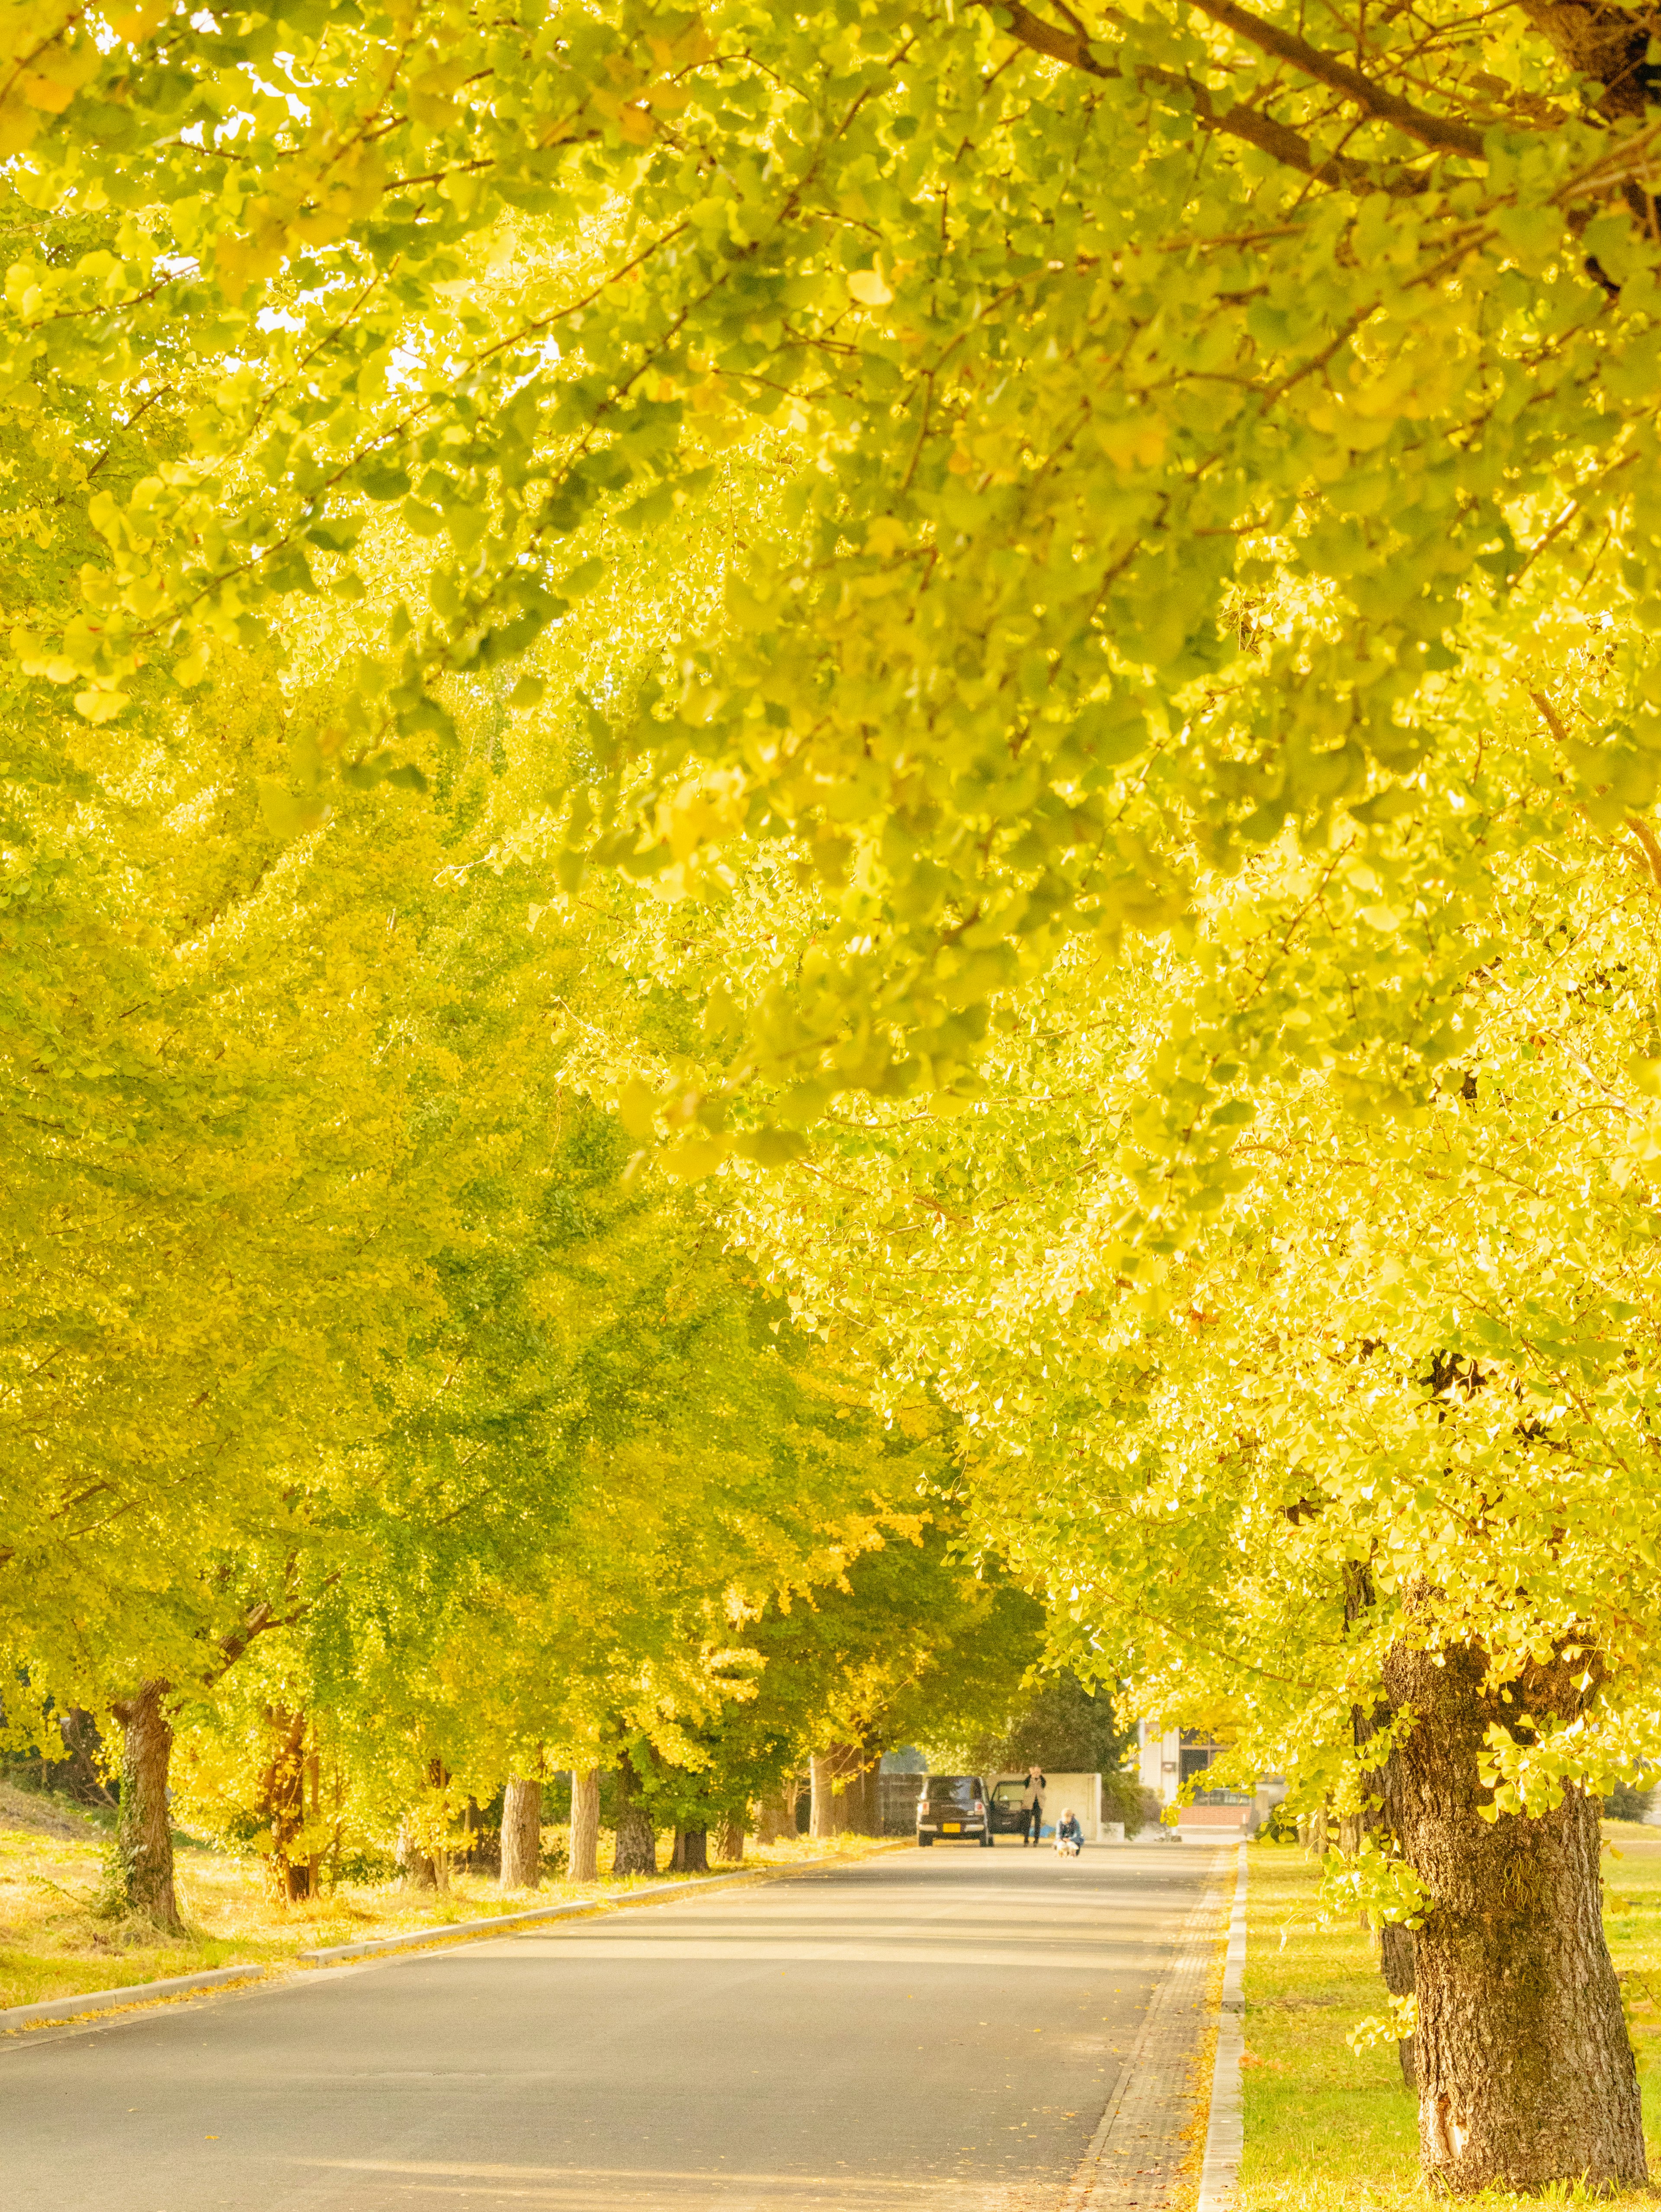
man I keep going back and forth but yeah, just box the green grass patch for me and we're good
[1242,1825,1661,2211]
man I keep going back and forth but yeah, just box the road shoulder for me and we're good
[1062,1844,1238,2212]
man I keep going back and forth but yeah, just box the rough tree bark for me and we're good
[667,1826,709,1873]
[570,1767,600,1881]
[500,1776,542,1891]
[714,1815,746,1863]
[611,1752,657,1877]
[109,1679,183,1933]
[1382,1636,1647,2193]
[1379,1921,1418,2093]
[1348,1562,1416,2091]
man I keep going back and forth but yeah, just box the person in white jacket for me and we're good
[1020,1767,1046,1846]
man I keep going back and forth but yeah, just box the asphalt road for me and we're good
[3,1840,1220,2212]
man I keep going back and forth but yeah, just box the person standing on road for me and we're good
[1020,1767,1046,1846]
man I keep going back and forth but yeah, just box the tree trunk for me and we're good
[570,1767,600,1882]
[611,1752,656,1878]
[109,1680,183,1933]
[306,1747,321,1901]
[1379,1920,1418,2092]
[1348,1560,1414,2086]
[755,1779,798,1843]
[426,1757,453,1890]
[810,1750,848,1838]
[260,1706,314,1902]
[715,1816,746,1863]
[396,1821,439,1889]
[1382,1636,1646,2193]
[668,1826,709,1873]
[500,1776,542,1890]
[846,1760,881,1837]
[396,1759,452,1889]
[811,1745,878,1838]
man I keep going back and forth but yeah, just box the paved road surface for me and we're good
[4,1841,1220,2212]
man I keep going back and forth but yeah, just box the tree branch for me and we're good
[973,0,1429,191]
[1182,0,1486,156]
[1531,686,1661,893]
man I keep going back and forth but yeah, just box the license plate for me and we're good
[943,1822,961,1833]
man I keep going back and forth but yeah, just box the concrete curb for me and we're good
[1196,1842,1250,2212]
[0,1843,909,2036]
[0,1963,269,2034]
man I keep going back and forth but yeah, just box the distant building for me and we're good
[1137,1721,1284,1838]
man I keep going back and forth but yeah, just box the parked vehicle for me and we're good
[987,1775,1039,1839]
[915,1773,991,1846]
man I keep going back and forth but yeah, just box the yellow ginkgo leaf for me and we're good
[73,690,128,723]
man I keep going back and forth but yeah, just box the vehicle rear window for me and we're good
[923,1776,980,1805]
[991,1781,1027,1806]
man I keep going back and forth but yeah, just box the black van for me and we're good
[987,1775,1038,1839]
[915,1774,991,1846]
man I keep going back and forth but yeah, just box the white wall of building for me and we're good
[1138,1719,1184,1800]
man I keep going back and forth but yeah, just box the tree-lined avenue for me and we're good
[2,1844,1219,2212]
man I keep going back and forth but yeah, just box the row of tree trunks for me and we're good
[93,1645,1645,2199]
[500,1775,542,1891]
[810,1745,879,1838]
[99,1705,752,1924]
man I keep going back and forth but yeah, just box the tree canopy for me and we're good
[12,0,1661,1137]
[11,0,1661,2188]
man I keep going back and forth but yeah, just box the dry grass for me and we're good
[0,1780,895,2011]
[1241,1823,1661,2212]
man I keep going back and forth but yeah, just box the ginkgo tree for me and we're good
[646,692,1661,2196]
[16,0,1661,2193]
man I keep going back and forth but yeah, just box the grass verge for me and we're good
[0,1780,895,2011]
[1241,1822,1661,2212]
